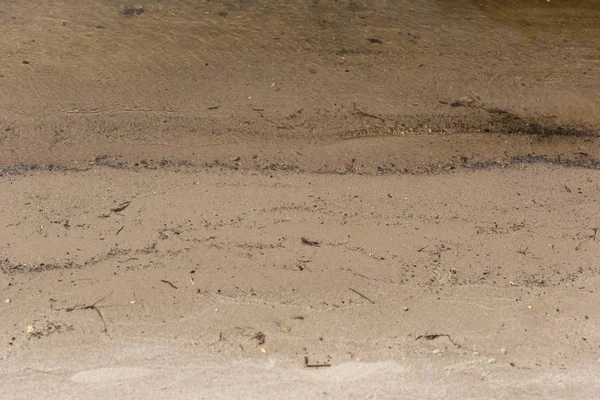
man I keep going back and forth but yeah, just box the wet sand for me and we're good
[1,1,600,398]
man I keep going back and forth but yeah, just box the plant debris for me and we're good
[252,331,266,345]
[348,287,375,304]
[122,7,144,16]
[99,201,131,218]
[575,228,598,250]
[160,279,178,289]
[110,201,131,213]
[304,356,331,368]
[301,237,320,247]
[277,320,291,332]
[415,333,460,347]
[57,293,112,335]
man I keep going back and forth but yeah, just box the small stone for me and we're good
[487,358,496,364]
[432,349,440,355]
[403,307,409,312]
[4,299,10,304]
[501,348,507,355]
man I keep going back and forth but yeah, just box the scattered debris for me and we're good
[348,287,375,304]
[27,321,73,339]
[160,279,178,289]
[301,237,321,247]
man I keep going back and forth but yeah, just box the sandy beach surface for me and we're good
[1,1,600,398]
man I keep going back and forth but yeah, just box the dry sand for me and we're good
[1,0,600,398]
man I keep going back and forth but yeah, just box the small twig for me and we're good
[517,246,529,255]
[576,228,598,250]
[59,293,112,335]
[304,356,331,368]
[252,331,266,345]
[415,333,460,348]
[110,201,131,213]
[417,245,428,252]
[88,306,108,334]
[352,102,385,122]
[348,287,375,304]
[115,226,124,236]
[301,237,321,247]
[118,257,139,263]
[160,279,178,289]
[99,201,131,218]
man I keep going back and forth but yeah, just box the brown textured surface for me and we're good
[1,1,600,398]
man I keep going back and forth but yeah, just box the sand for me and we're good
[1,0,600,398]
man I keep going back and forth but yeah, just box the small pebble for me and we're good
[403,307,409,312]
[432,349,440,355]
[4,299,10,304]
[487,358,496,364]
[501,348,507,355]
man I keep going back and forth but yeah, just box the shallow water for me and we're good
[0,0,598,166]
